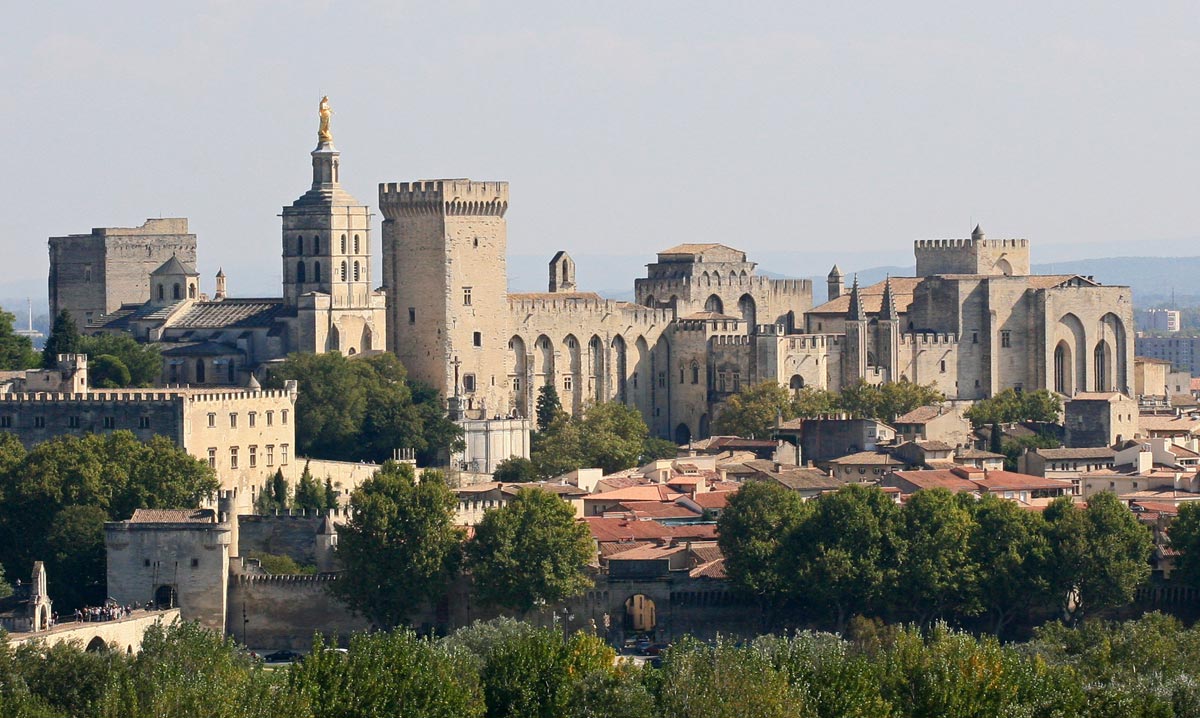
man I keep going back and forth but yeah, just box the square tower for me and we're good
[379,180,511,419]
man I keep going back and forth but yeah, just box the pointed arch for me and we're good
[1055,313,1086,395]
[704,295,724,314]
[1098,312,1128,393]
[738,294,757,333]
[312,235,321,255]
[361,325,373,352]
[564,334,582,413]
[675,423,692,445]
[296,261,306,284]
[534,334,554,390]
[612,334,628,404]
[588,335,605,402]
[510,335,529,416]
[329,324,340,352]
[313,261,322,283]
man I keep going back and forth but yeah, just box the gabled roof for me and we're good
[151,255,198,277]
[827,451,905,466]
[584,485,683,502]
[894,406,948,424]
[692,491,733,509]
[809,277,921,316]
[129,508,216,524]
[583,517,674,542]
[168,299,290,329]
[1033,447,1116,460]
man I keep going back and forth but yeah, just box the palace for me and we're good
[50,101,1134,449]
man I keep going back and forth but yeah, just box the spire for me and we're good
[881,276,899,321]
[214,268,227,301]
[310,96,340,189]
[828,264,843,279]
[847,275,866,321]
[971,224,984,241]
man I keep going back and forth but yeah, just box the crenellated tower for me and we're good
[379,179,511,419]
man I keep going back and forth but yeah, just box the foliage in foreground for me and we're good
[9,614,1200,717]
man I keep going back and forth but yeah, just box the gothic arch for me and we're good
[611,335,628,404]
[296,261,306,284]
[994,257,1014,276]
[675,422,692,445]
[188,284,196,299]
[705,295,724,314]
[361,325,373,352]
[296,235,303,255]
[534,334,554,389]
[633,335,650,414]
[699,413,710,439]
[510,335,529,416]
[312,235,321,254]
[564,334,582,413]
[329,324,340,352]
[1054,340,1074,395]
[738,294,757,333]
[86,637,109,653]
[589,335,605,401]
[1055,313,1086,395]
[790,375,805,392]
[644,294,655,308]
[1098,312,1128,392]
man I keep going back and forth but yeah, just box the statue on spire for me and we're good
[318,96,333,144]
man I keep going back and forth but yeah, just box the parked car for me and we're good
[264,649,301,663]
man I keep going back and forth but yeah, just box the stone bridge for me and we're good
[6,609,181,654]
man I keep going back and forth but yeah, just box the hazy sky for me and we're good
[6,1,1200,299]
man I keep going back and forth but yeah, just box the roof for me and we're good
[598,540,657,557]
[1070,392,1131,402]
[669,523,718,540]
[827,451,905,466]
[809,277,921,316]
[618,501,701,519]
[168,299,291,329]
[160,341,246,358]
[1035,447,1117,460]
[658,243,743,258]
[605,544,687,562]
[692,436,778,450]
[689,544,724,564]
[128,508,216,524]
[955,448,1005,459]
[888,469,1072,494]
[728,459,845,490]
[678,312,741,321]
[894,405,948,424]
[887,470,979,493]
[915,440,956,452]
[689,558,727,579]
[971,471,1074,492]
[151,255,198,277]
[1139,416,1200,434]
[692,491,733,509]
[508,292,604,302]
[585,485,683,502]
[583,517,674,543]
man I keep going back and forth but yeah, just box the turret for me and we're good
[149,254,199,305]
[214,268,227,301]
[880,276,899,322]
[549,251,576,293]
[827,264,844,302]
[971,224,985,242]
[847,275,866,321]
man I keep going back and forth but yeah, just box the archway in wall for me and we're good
[1094,340,1112,392]
[564,334,582,413]
[589,335,605,402]
[1099,312,1128,392]
[738,294,757,333]
[625,594,657,633]
[188,284,196,299]
[535,335,554,390]
[1057,313,1087,394]
[786,311,797,334]
[612,335,628,404]
[296,261,306,283]
[1054,341,1073,395]
[347,348,356,356]
[644,295,656,308]
[154,584,176,609]
[361,326,373,352]
[510,336,529,416]
[699,413,710,439]
[634,336,650,413]
[86,637,109,653]
[675,423,692,445]
[173,283,181,300]
[790,375,805,393]
[705,295,724,314]
[329,325,341,352]
[994,257,1014,276]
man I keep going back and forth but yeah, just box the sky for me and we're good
[5,1,1200,301]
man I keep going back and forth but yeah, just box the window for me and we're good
[314,261,322,283]
[313,236,321,254]
[353,261,360,281]
[658,372,666,388]
[281,444,289,464]
[230,413,238,428]
[409,308,416,324]
[173,283,181,300]
[139,416,150,429]
[463,287,472,306]
[266,445,274,466]
[1001,331,1011,348]
[340,235,347,253]
[679,367,685,384]
[207,448,216,468]
[144,559,151,567]
[564,374,573,391]
[191,558,199,568]
[230,447,239,470]
[354,235,360,253]
[513,377,521,393]
[0,416,9,428]
[208,413,216,427]
[249,445,257,468]
[266,411,273,426]
[296,261,306,283]
[282,410,289,425]
[972,331,978,344]
[463,374,476,393]
[340,261,347,281]
[249,412,256,428]
[940,360,946,373]
[473,331,482,347]
[69,416,80,428]
[691,363,700,384]
[296,236,303,255]
[103,416,115,429]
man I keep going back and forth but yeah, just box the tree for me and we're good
[331,461,464,627]
[0,310,39,370]
[266,352,463,464]
[493,456,537,483]
[77,333,162,386]
[89,354,131,388]
[718,482,807,621]
[1044,493,1152,623]
[968,495,1051,635]
[530,414,585,478]
[791,386,840,419]
[536,384,564,433]
[712,381,793,438]
[1169,502,1200,587]
[530,402,660,478]
[783,484,903,632]
[839,379,944,422]
[293,461,325,512]
[642,436,679,462]
[45,505,109,608]
[323,476,339,510]
[255,468,287,513]
[895,488,980,624]
[0,563,10,600]
[965,389,1062,428]
[467,487,593,612]
[41,309,80,368]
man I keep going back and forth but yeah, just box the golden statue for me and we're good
[318,96,333,144]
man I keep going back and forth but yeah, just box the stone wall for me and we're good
[226,573,369,650]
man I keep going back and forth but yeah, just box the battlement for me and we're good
[914,238,1028,249]
[238,508,350,521]
[234,572,340,586]
[914,233,1031,277]
[0,387,295,404]
[508,296,674,326]
[711,335,752,346]
[379,179,509,218]
[898,332,959,345]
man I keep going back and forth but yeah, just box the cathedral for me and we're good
[53,101,1133,447]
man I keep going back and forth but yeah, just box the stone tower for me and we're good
[379,179,511,419]
[149,255,199,305]
[843,276,868,383]
[827,264,844,302]
[549,251,576,293]
[282,98,386,355]
[876,277,901,381]
[214,268,227,301]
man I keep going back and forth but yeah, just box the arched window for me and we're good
[188,284,196,299]
[296,261,306,283]
[157,284,164,300]
[353,261,360,281]
[172,283,181,300]
[296,236,303,255]
[340,234,347,253]
[314,261,322,283]
[313,235,321,254]
[340,261,347,281]
[354,235,360,253]
[691,362,700,384]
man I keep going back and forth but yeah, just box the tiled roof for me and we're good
[583,517,674,543]
[888,469,1071,494]
[894,406,945,424]
[508,292,604,302]
[129,508,216,524]
[598,540,657,557]
[618,501,701,519]
[585,485,682,502]
[160,341,246,358]
[1139,416,1200,434]
[678,312,741,321]
[669,524,718,540]
[151,255,198,277]
[887,471,979,493]
[955,448,1004,459]
[692,492,732,509]
[169,299,290,329]
[689,544,724,564]
[689,558,727,579]
[810,277,921,316]
[88,301,187,331]
[658,243,738,256]
[916,440,956,452]
[1034,447,1116,460]
[605,544,687,562]
[971,472,1073,492]
[828,451,905,465]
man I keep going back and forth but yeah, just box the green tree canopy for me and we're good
[292,462,325,512]
[493,456,537,483]
[0,309,39,370]
[718,481,808,608]
[894,488,979,624]
[530,401,664,478]
[266,351,463,464]
[713,381,794,438]
[968,495,1051,635]
[536,384,564,433]
[467,487,593,612]
[1169,501,1200,588]
[964,388,1062,428]
[89,353,131,388]
[41,309,80,368]
[78,333,162,386]
[331,461,464,627]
